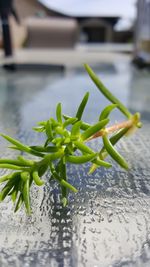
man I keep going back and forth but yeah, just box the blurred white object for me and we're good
[38,0,136,18]
[115,18,134,31]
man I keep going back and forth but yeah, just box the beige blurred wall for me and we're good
[9,0,55,48]
[0,0,78,49]
[14,0,56,19]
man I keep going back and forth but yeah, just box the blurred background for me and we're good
[0,0,150,67]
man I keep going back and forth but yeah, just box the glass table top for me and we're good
[0,62,150,267]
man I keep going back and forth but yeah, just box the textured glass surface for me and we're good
[0,64,150,267]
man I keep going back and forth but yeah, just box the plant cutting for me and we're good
[0,64,142,214]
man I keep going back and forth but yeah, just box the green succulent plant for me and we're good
[0,64,142,214]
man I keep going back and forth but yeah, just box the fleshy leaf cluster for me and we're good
[0,64,142,214]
